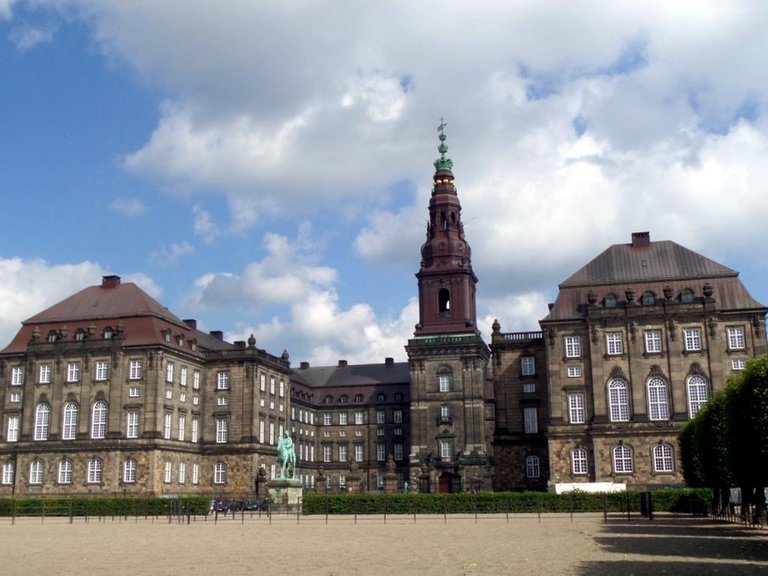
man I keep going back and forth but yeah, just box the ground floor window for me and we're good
[525,455,540,478]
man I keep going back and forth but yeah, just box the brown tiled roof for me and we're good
[543,233,766,322]
[290,361,410,403]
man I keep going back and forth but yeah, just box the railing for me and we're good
[498,331,544,341]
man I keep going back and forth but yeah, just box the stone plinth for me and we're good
[267,478,303,509]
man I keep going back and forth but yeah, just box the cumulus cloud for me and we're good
[0,257,105,348]
[0,0,15,20]
[9,24,53,51]
[149,241,194,268]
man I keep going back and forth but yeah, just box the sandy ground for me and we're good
[0,512,766,576]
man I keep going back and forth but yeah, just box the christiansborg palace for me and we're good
[1,134,765,498]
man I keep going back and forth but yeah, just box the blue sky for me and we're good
[1,1,768,365]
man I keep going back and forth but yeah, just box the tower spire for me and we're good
[434,118,453,171]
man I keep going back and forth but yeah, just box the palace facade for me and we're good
[1,135,766,497]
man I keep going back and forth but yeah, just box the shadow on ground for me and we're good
[578,515,768,576]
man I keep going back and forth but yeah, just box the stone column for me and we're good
[383,455,398,494]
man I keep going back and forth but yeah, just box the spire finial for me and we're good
[434,117,453,170]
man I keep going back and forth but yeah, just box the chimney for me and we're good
[338,359,348,367]
[234,341,246,348]
[183,319,197,330]
[209,330,223,340]
[101,275,121,289]
[300,361,310,369]
[385,357,394,365]
[631,231,651,248]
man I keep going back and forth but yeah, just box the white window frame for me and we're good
[568,393,585,424]
[644,330,662,353]
[608,379,629,422]
[129,360,142,380]
[91,401,107,439]
[525,455,540,478]
[338,412,348,425]
[214,462,227,484]
[178,462,186,484]
[164,461,172,483]
[613,445,633,473]
[2,462,15,485]
[647,377,669,421]
[95,361,108,381]
[732,358,747,371]
[438,373,451,392]
[58,459,73,484]
[377,443,387,461]
[180,367,188,387]
[376,410,385,424]
[29,460,43,484]
[687,375,708,418]
[67,362,80,383]
[355,411,364,425]
[6,415,20,442]
[216,418,228,443]
[323,413,332,426]
[62,402,78,440]
[128,386,140,398]
[163,412,172,440]
[123,459,136,483]
[191,462,199,485]
[571,448,588,475]
[191,418,199,443]
[338,445,348,462]
[354,444,364,462]
[564,336,581,358]
[653,444,674,473]
[217,371,230,390]
[605,332,623,355]
[521,356,535,376]
[11,367,24,386]
[39,364,51,384]
[523,406,538,434]
[178,414,186,441]
[34,403,50,440]
[683,328,702,352]
[393,409,403,423]
[567,365,582,378]
[166,362,174,383]
[323,445,332,463]
[87,458,102,484]
[192,370,201,390]
[727,326,746,350]
[126,411,139,439]
[394,443,403,461]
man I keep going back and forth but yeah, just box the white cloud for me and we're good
[109,197,146,217]
[0,0,14,20]
[149,241,194,268]
[0,257,105,348]
[9,24,53,51]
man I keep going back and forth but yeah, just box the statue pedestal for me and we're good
[266,478,303,510]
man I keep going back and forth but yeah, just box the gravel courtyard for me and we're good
[0,513,766,575]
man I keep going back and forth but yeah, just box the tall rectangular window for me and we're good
[568,393,585,424]
[39,364,51,384]
[6,415,19,442]
[216,418,228,443]
[571,448,588,475]
[259,419,265,443]
[30,460,43,484]
[521,356,535,376]
[394,443,403,461]
[269,421,275,445]
[323,445,332,462]
[129,360,142,380]
[644,330,662,353]
[163,412,172,439]
[338,412,348,425]
[648,377,670,421]
[323,413,332,426]
[192,463,199,485]
[166,362,174,383]
[58,460,73,484]
[279,380,285,397]
[523,407,538,434]
[126,411,139,438]
[605,332,623,355]
[377,443,386,461]
[393,409,403,423]
[67,362,80,382]
[180,367,188,387]
[164,461,172,483]
[355,411,364,425]
[259,373,266,392]
[192,370,201,390]
[608,380,630,422]
[270,377,276,395]
[214,463,226,484]
[178,415,186,441]
[338,445,348,462]
[376,410,386,424]
[11,367,24,385]
[438,374,451,392]
[178,462,186,484]
[653,444,674,473]
[727,326,746,350]
[439,440,451,460]
[683,328,702,352]
[191,418,199,443]
[217,371,230,390]
[2,462,15,485]
[564,336,581,358]
[95,361,109,381]
[354,444,364,462]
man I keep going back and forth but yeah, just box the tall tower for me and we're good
[406,123,492,493]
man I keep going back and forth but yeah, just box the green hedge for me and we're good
[0,496,210,517]
[301,489,712,516]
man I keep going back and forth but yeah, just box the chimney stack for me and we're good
[631,231,651,248]
[101,275,121,289]
[338,359,348,367]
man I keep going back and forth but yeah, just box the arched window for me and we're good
[34,403,50,441]
[339,395,348,404]
[525,455,540,478]
[62,402,79,440]
[58,459,73,484]
[91,401,107,439]
[680,289,695,304]
[47,330,58,343]
[123,458,137,484]
[571,448,588,475]
[612,445,633,473]
[608,379,629,422]
[323,395,333,404]
[438,368,453,393]
[75,329,86,341]
[354,394,364,403]
[438,288,451,317]
[641,291,656,305]
[687,375,708,418]
[647,377,669,420]
[653,444,674,473]
[87,458,102,483]
[603,293,618,308]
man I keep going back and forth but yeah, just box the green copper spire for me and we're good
[433,118,454,170]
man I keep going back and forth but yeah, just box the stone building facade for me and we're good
[1,133,766,497]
